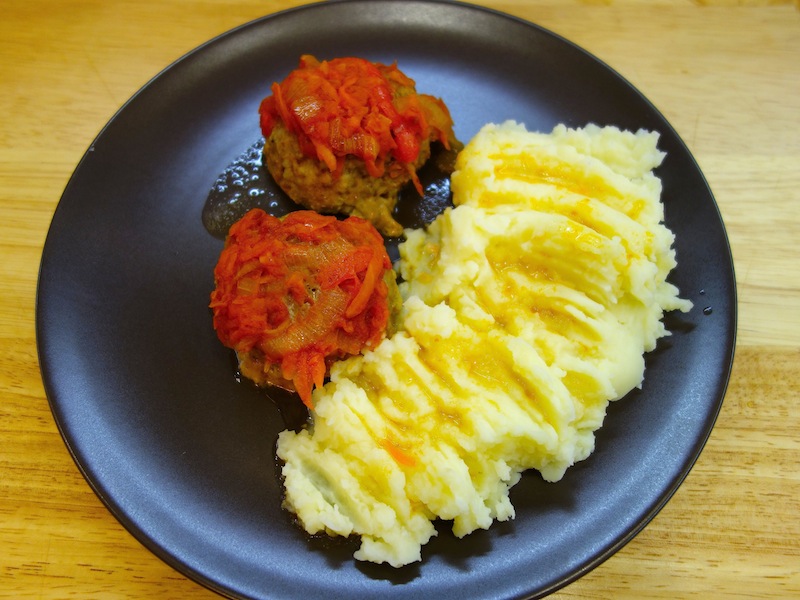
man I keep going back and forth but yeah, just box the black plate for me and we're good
[36,1,736,598]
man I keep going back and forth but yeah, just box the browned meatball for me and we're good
[259,56,457,237]
[263,122,431,237]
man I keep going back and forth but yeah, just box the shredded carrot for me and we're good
[259,55,454,188]
[210,208,393,409]
[380,438,417,468]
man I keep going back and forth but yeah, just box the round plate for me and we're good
[36,1,736,598]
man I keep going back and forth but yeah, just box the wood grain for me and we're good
[1,1,798,598]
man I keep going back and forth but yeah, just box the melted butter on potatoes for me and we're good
[276,121,692,567]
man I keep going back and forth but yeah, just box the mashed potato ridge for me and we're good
[276,121,692,567]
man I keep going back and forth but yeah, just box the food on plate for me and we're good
[209,208,399,408]
[275,121,692,566]
[259,55,458,237]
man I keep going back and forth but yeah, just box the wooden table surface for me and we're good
[2,0,798,598]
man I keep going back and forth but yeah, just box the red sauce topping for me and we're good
[210,208,393,408]
[259,55,453,189]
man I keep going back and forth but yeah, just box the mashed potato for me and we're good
[276,121,692,567]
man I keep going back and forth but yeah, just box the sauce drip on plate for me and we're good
[201,139,460,262]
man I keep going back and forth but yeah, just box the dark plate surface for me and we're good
[36,1,736,598]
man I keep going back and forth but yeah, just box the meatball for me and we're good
[210,209,400,408]
[263,122,431,237]
[259,55,457,236]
